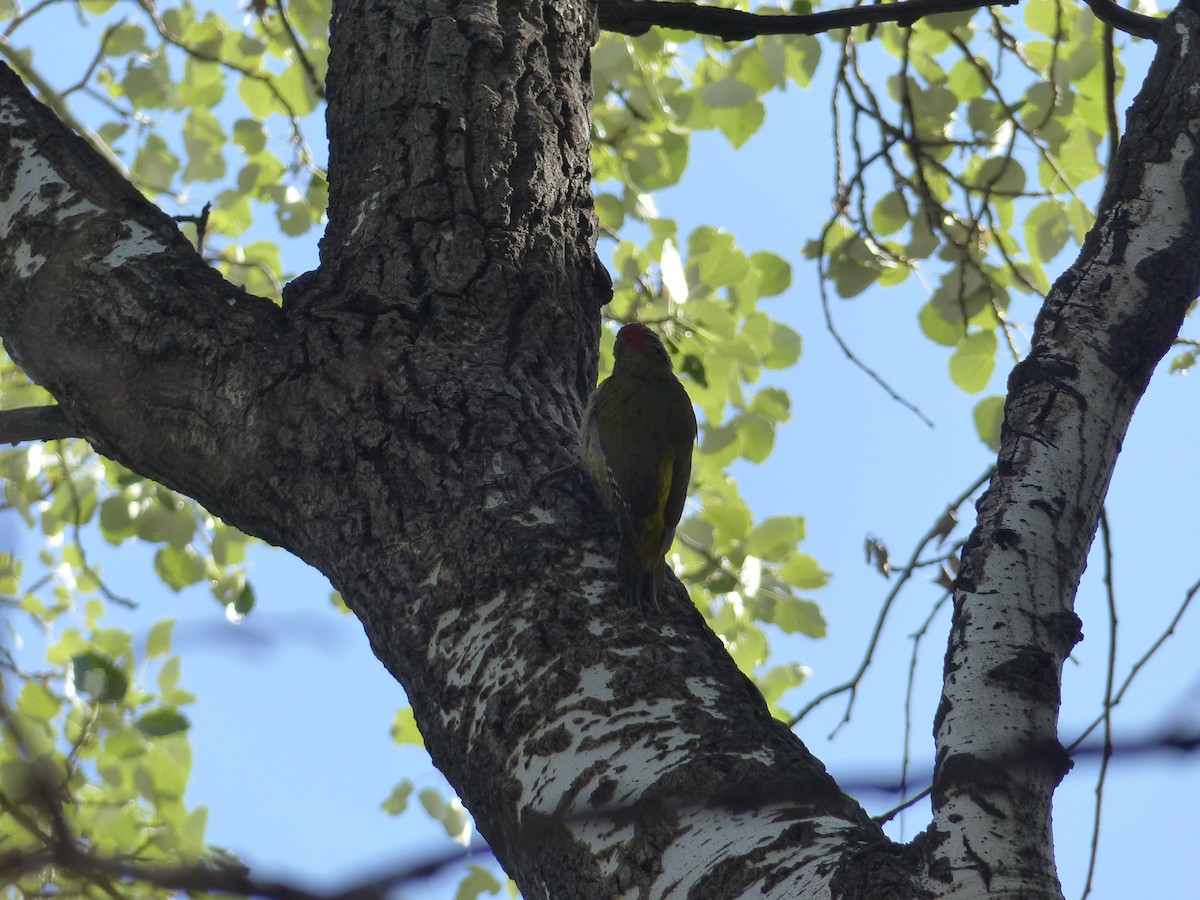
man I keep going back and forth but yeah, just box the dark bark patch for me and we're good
[985,647,1059,705]
[829,837,936,900]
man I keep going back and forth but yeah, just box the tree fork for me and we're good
[0,1,889,897]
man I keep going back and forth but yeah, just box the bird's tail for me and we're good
[618,539,664,612]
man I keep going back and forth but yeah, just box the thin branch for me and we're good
[270,0,325,100]
[1102,23,1120,170]
[816,222,936,428]
[1080,509,1117,900]
[0,406,81,445]
[0,37,129,175]
[790,467,994,730]
[1080,0,1162,41]
[898,587,952,834]
[1068,573,1200,752]
[599,0,1161,42]
[872,785,932,825]
[600,0,1013,41]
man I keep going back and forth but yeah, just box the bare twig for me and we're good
[270,0,325,99]
[1080,510,1118,900]
[1068,574,1200,752]
[790,467,994,730]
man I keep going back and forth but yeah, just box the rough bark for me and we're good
[4,0,1200,896]
[0,1,886,897]
[928,5,1200,897]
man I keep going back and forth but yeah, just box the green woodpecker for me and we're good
[580,323,697,609]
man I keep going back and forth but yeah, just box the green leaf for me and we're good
[278,61,321,116]
[1170,350,1196,374]
[419,788,472,844]
[771,596,827,637]
[738,414,775,464]
[391,707,425,747]
[238,77,278,119]
[594,193,625,231]
[690,227,751,288]
[17,681,60,722]
[99,495,136,543]
[762,322,802,369]
[871,192,909,236]
[712,100,765,149]
[949,330,998,393]
[131,134,180,193]
[746,516,805,562]
[136,708,191,737]
[123,55,176,110]
[969,156,1026,195]
[212,524,248,565]
[146,619,174,659]
[1025,200,1070,266]
[183,108,228,182]
[947,57,988,103]
[381,780,413,816]
[973,395,1006,450]
[786,35,821,87]
[180,57,225,108]
[71,651,129,703]
[758,662,809,706]
[751,252,791,297]
[699,77,757,108]
[137,501,196,547]
[105,24,146,56]
[918,300,965,347]
[233,582,256,616]
[456,864,503,900]
[780,553,829,590]
[154,546,206,591]
[138,741,190,800]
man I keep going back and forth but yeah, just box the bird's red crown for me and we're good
[617,323,650,354]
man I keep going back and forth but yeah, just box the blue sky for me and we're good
[4,7,1197,898]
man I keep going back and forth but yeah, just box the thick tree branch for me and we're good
[0,61,303,544]
[599,0,1162,42]
[0,405,79,444]
[1081,0,1163,41]
[931,3,1200,895]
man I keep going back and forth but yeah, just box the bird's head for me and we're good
[613,323,672,372]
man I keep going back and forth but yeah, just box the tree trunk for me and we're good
[3,0,1200,897]
[929,4,1200,895]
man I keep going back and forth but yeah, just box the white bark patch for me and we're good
[0,132,167,270]
[684,677,723,708]
[581,552,609,569]
[350,192,380,237]
[515,696,683,814]
[12,242,45,278]
[419,559,442,586]
[653,811,850,899]
[577,664,614,702]
[513,506,555,526]
[430,592,533,740]
[585,617,612,637]
[102,220,168,267]
[581,577,609,604]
